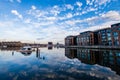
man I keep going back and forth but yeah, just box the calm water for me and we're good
[0,47,120,80]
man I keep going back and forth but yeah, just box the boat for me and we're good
[19,46,32,53]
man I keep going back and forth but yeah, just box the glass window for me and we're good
[114,40,119,46]
[102,36,106,39]
[114,36,118,40]
[108,37,111,40]
[107,33,111,37]
[118,28,120,30]
[113,32,118,36]
[108,41,112,46]
[101,30,105,33]
[102,33,105,36]
[107,29,111,33]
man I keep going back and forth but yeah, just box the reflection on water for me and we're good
[65,48,120,75]
[48,46,53,50]
[0,47,21,51]
[0,47,120,80]
[21,52,32,56]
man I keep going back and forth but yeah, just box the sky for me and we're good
[0,0,120,44]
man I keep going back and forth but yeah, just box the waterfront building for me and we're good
[111,23,120,46]
[97,28,112,46]
[65,36,77,46]
[65,23,120,47]
[76,31,98,46]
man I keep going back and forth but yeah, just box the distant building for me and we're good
[65,36,77,46]
[48,42,53,47]
[111,23,120,46]
[0,41,23,47]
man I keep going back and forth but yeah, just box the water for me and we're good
[0,47,120,80]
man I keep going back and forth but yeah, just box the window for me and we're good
[102,33,105,36]
[107,30,111,33]
[114,36,118,40]
[101,30,105,33]
[114,40,119,46]
[108,41,112,46]
[102,36,106,39]
[107,33,111,37]
[108,37,111,41]
[118,28,120,30]
[113,32,118,36]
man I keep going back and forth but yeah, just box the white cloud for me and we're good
[65,4,74,10]
[0,21,38,42]
[24,19,31,23]
[76,1,82,7]
[65,20,75,25]
[78,11,120,32]
[50,10,60,16]
[16,0,21,3]
[79,11,120,24]
[9,0,21,3]
[50,5,61,16]
[11,10,23,19]
[86,0,94,5]
[101,11,120,20]
[9,0,13,2]
[61,10,120,34]
[86,0,90,5]
[45,17,57,21]
[31,5,36,10]
[0,21,14,27]
[95,0,111,5]
[66,13,73,18]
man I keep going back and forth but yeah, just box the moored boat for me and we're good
[19,46,32,53]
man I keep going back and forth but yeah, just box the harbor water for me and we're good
[0,47,120,80]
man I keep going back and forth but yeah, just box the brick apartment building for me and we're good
[111,23,120,46]
[97,28,112,46]
[65,36,77,46]
[76,31,98,46]
[65,23,120,47]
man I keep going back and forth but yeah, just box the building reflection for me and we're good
[0,47,21,51]
[21,52,32,56]
[48,46,53,50]
[65,48,77,59]
[65,48,120,75]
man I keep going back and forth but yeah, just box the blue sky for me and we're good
[0,0,120,43]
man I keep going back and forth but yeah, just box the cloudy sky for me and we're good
[0,0,120,43]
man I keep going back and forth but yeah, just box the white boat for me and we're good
[19,46,32,53]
